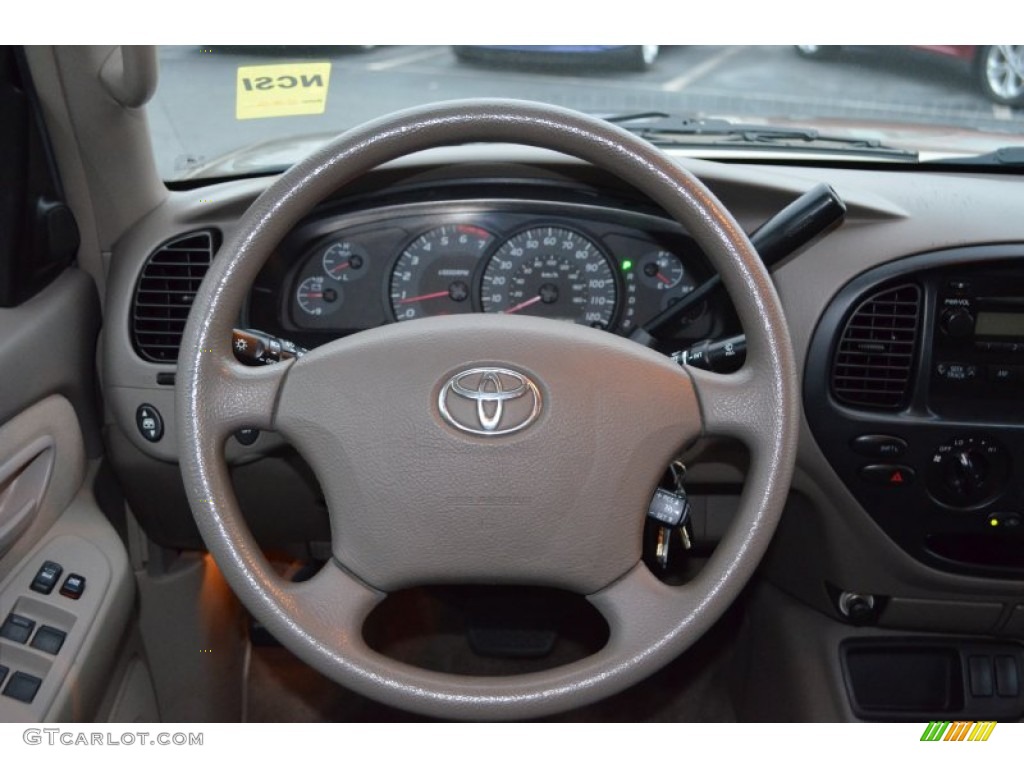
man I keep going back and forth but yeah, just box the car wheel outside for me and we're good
[622,45,659,71]
[794,45,838,60]
[977,45,1024,107]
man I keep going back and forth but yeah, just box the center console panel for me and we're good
[805,245,1024,578]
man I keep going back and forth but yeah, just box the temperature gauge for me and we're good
[295,275,343,317]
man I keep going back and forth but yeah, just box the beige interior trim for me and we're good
[99,46,158,109]
[0,396,84,584]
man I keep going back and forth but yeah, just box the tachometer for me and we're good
[389,225,494,320]
[481,226,617,328]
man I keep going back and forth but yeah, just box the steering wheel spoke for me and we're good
[275,560,385,656]
[687,363,780,443]
[587,563,711,655]
[186,353,291,439]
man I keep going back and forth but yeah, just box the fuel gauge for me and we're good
[639,250,686,291]
[637,250,706,326]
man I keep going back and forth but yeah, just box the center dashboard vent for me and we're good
[831,283,921,409]
[131,230,218,363]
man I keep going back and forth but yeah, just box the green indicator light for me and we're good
[622,259,633,271]
[989,518,1000,527]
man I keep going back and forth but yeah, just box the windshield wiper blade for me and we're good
[928,146,1024,167]
[602,112,917,157]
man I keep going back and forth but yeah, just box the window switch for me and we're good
[59,573,85,600]
[2,671,42,703]
[0,613,36,645]
[995,656,1020,697]
[30,561,63,595]
[30,625,66,656]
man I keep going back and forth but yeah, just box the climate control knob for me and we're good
[927,436,1009,508]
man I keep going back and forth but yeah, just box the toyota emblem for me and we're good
[438,367,542,436]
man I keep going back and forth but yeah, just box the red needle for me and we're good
[504,295,543,314]
[655,272,673,285]
[398,290,450,304]
[330,261,351,275]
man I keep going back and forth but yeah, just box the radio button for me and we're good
[851,435,908,459]
[990,342,1017,352]
[988,365,1023,383]
[936,362,978,381]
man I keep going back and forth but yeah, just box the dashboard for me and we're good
[245,199,729,352]
[92,148,1024,721]
[101,150,1024,633]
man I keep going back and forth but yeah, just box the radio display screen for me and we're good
[975,311,1024,337]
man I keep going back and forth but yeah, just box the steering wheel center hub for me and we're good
[273,314,700,593]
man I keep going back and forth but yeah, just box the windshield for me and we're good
[149,45,1024,180]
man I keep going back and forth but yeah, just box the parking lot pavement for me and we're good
[150,45,1023,179]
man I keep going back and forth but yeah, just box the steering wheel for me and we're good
[176,100,797,721]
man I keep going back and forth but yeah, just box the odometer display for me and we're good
[481,227,618,328]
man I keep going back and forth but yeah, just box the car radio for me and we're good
[930,268,1024,412]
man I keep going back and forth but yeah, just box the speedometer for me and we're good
[480,226,618,328]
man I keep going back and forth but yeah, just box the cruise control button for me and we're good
[135,403,163,443]
[859,464,915,487]
[2,671,42,703]
[0,613,36,644]
[30,561,63,595]
[851,434,908,459]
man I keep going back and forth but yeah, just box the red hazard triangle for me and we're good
[889,471,904,484]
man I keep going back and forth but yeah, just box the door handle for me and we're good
[0,436,55,557]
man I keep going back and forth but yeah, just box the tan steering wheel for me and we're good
[176,100,798,721]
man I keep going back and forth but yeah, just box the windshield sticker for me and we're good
[236,63,331,120]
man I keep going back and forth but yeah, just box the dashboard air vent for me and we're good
[831,283,921,409]
[131,230,217,363]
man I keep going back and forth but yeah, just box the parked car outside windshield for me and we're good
[150,45,1024,181]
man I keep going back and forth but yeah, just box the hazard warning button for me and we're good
[859,464,916,487]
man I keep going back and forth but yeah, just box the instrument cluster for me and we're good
[255,203,721,347]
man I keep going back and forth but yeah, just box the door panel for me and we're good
[0,44,136,719]
[0,369,136,723]
[0,269,102,456]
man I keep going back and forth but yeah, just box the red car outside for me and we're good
[795,45,1024,107]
